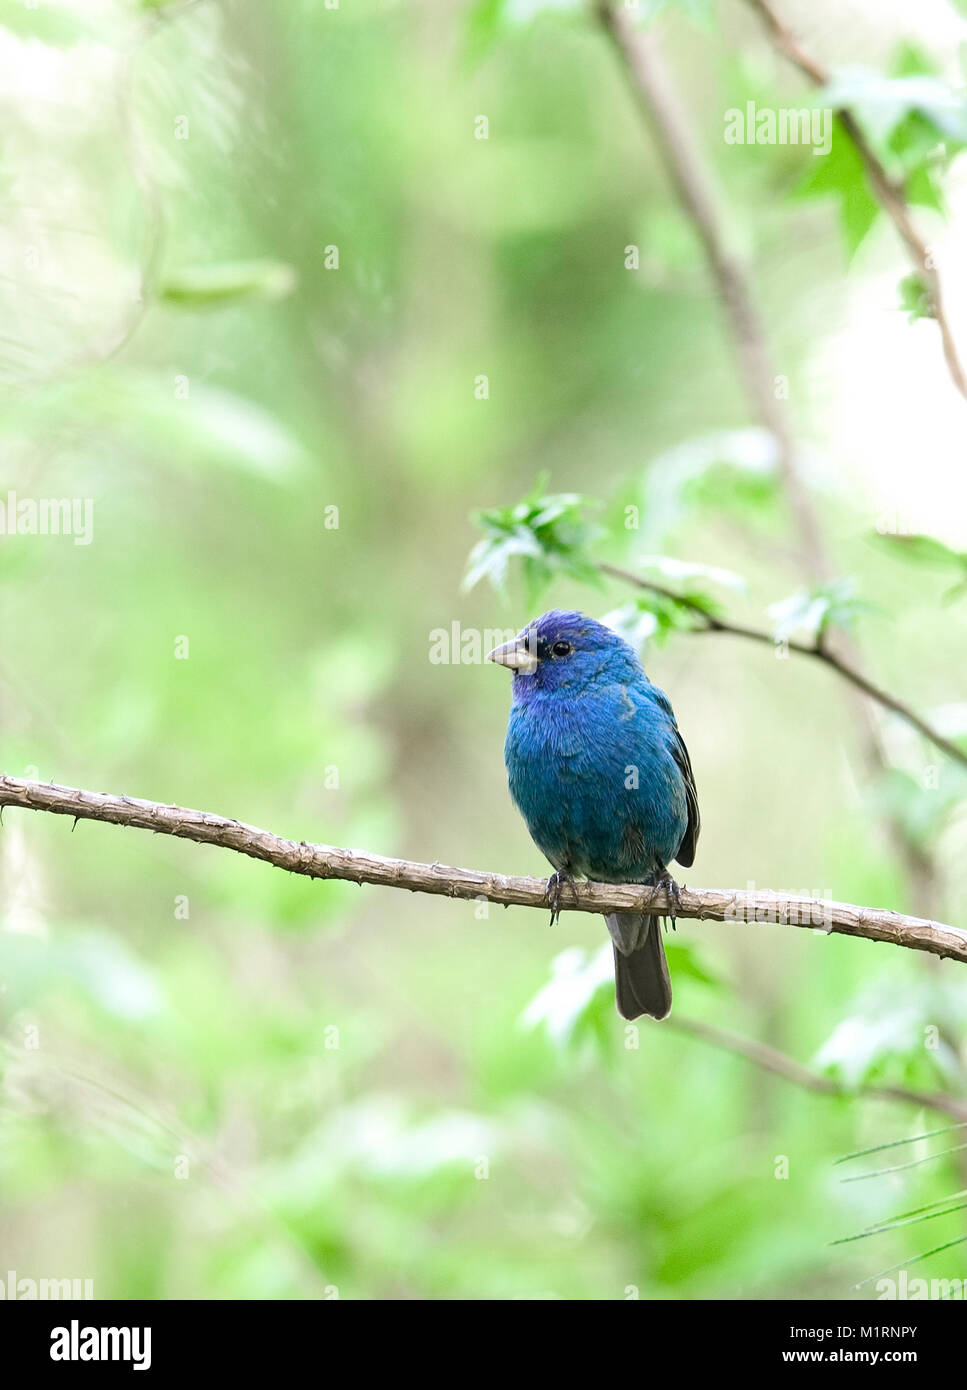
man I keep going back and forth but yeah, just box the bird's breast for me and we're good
[504,686,688,878]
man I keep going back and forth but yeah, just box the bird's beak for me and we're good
[487,633,539,673]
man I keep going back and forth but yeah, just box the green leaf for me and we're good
[898,271,935,322]
[521,945,616,1053]
[814,1005,931,1092]
[464,476,603,600]
[463,0,588,67]
[160,260,297,309]
[464,0,508,65]
[769,589,830,643]
[769,578,874,643]
[814,973,967,1091]
[640,428,783,544]
[663,939,724,988]
[463,527,544,594]
[772,575,866,639]
[632,554,748,593]
[889,42,940,81]
[819,69,967,146]
[872,530,967,601]
[98,371,308,480]
[522,940,721,1060]
[602,558,745,650]
[795,117,880,256]
[903,156,946,215]
[806,66,966,254]
[602,596,699,651]
[873,529,967,569]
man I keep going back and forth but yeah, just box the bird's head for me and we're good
[487,610,640,694]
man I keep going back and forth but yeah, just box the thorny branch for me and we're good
[0,775,965,964]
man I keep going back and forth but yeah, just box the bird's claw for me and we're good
[653,871,682,931]
[545,869,577,926]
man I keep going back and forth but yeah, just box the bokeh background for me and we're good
[2,0,967,1300]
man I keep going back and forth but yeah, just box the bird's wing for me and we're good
[638,680,700,867]
[670,727,700,868]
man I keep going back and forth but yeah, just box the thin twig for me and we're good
[745,0,967,402]
[591,2,966,939]
[594,2,831,578]
[667,1015,967,1123]
[599,562,967,770]
[0,775,965,963]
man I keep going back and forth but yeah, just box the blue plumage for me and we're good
[489,610,700,1020]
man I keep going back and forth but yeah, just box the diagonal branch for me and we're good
[594,1,831,577]
[745,0,967,402]
[1,775,965,963]
[668,1015,967,1122]
[591,4,966,931]
[599,562,967,770]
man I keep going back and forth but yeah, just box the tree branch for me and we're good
[668,1015,967,1123]
[1,775,965,964]
[599,562,967,770]
[594,1,831,578]
[593,2,960,927]
[744,0,967,402]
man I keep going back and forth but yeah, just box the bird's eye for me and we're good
[552,641,572,658]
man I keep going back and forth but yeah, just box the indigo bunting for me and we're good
[489,610,699,1020]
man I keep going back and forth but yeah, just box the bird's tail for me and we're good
[607,912,672,1021]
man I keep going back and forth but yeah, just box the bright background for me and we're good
[1,0,967,1300]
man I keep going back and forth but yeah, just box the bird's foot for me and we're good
[545,869,577,926]
[653,871,682,930]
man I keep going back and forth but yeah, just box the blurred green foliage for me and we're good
[1,0,967,1301]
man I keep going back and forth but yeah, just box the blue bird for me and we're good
[488,610,699,1020]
